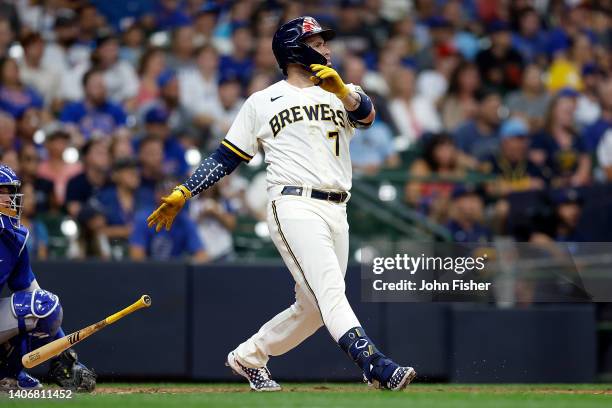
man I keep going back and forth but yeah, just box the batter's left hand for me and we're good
[310,64,350,99]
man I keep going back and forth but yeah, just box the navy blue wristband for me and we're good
[347,91,373,122]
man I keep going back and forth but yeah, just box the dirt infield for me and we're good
[91,384,612,395]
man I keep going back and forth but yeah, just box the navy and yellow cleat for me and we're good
[226,352,281,392]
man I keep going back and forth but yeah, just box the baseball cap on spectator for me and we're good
[45,129,70,142]
[582,63,603,77]
[54,9,76,28]
[557,87,580,98]
[451,184,479,200]
[95,31,118,48]
[195,2,220,15]
[218,72,242,86]
[486,20,511,34]
[551,189,583,206]
[157,69,177,88]
[499,118,529,140]
[112,157,139,172]
[341,0,364,8]
[424,16,452,29]
[144,105,170,124]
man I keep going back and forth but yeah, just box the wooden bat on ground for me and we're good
[22,295,152,369]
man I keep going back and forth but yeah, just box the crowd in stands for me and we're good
[0,0,610,261]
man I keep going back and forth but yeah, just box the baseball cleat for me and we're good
[0,371,42,391]
[226,352,281,392]
[366,366,417,391]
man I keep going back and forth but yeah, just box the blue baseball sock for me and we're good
[338,327,398,384]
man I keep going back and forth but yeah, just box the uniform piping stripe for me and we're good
[221,140,252,161]
[271,200,324,320]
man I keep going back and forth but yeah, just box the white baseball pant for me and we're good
[233,189,360,368]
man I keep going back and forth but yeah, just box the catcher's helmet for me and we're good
[272,16,335,75]
[0,164,23,229]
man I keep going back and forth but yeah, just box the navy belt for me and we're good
[281,186,349,203]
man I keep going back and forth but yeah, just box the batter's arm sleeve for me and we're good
[182,96,259,198]
[345,84,375,129]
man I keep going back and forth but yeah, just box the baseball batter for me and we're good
[147,16,416,391]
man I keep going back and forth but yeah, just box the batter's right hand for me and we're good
[147,185,191,232]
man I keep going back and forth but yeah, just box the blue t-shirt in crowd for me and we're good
[350,122,395,167]
[60,100,127,139]
[452,120,499,160]
[95,186,138,226]
[0,86,43,118]
[0,219,36,292]
[130,209,204,259]
[512,31,548,63]
[582,118,612,153]
[219,55,254,86]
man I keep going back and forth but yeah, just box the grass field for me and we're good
[2,383,611,408]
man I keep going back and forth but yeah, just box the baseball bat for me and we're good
[22,295,152,369]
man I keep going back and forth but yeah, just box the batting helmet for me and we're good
[0,164,23,229]
[272,16,335,75]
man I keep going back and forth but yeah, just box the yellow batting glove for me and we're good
[146,185,192,232]
[309,64,351,99]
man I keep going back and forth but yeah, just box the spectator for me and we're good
[70,201,111,259]
[155,0,192,31]
[584,78,612,153]
[405,133,467,222]
[65,138,110,218]
[90,33,140,106]
[218,24,254,86]
[0,110,16,152]
[19,181,48,260]
[0,16,13,59]
[334,0,378,57]
[350,121,398,175]
[192,4,220,45]
[120,21,147,68]
[130,178,208,262]
[140,105,188,177]
[504,64,550,131]
[483,118,547,197]
[440,61,481,131]
[37,129,82,205]
[575,64,605,129]
[96,158,140,255]
[596,130,612,182]
[60,68,128,142]
[16,106,42,145]
[136,47,166,108]
[475,21,524,94]
[166,23,195,71]
[511,6,547,64]
[18,142,55,213]
[446,186,492,243]
[189,182,237,262]
[137,135,165,201]
[210,75,244,146]
[530,90,591,188]
[146,69,191,135]
[252,37,278,78]
[109,134,135,161]
[388,66,442,148]
[530,189,585,243]
[178,44,220,127]
[42,10,91,82]
[453,88,502,162]
[0,57,43,119]
[17,32,61,106]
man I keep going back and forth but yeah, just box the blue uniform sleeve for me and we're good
[0,230,36,292]
[111,104,128,126]
[182,143,244,197]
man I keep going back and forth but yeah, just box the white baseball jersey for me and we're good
[222,80,360,192]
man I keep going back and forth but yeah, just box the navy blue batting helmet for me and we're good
[272,16,335,75]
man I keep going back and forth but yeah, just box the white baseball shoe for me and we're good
[226,351,281,392]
